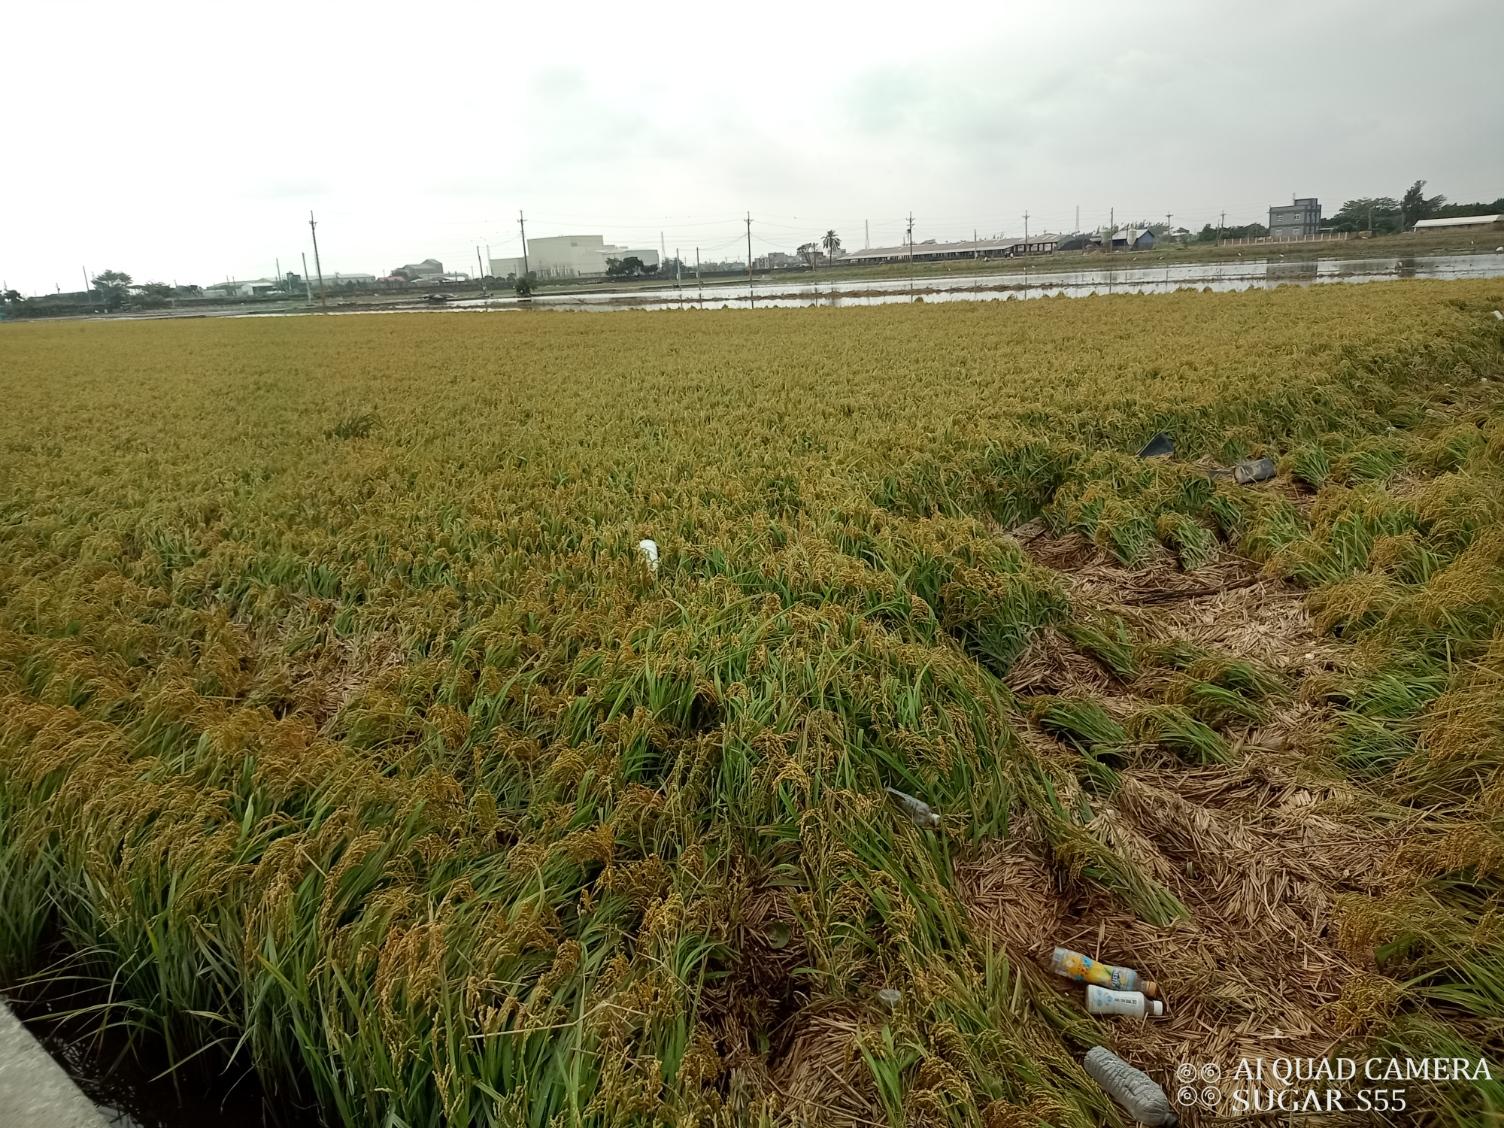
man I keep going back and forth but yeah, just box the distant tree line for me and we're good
[1182,181,1502,244]
[1327,180,1503,235]
[606,256,660,279]
[1,271,204,317]
[1195,222,1269,243]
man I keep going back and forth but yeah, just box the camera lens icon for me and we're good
[1200,1085,1222,1109]
[1200,1063,1222,1083]
[1175,1063,1198,1084]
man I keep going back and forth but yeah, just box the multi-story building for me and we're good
[489,236,661,279]
[1268,198,1321,241]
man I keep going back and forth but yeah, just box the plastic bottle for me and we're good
[1233,457,1276,485]
[1050,948,1158,997]
[1082,1046,1177,1126]
[1085,985,1164,1018]
[637,539,659,572]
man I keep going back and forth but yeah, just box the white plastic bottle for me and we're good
[1086,985,1164,1018]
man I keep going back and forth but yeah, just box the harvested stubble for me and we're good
[1,281,1503,1127]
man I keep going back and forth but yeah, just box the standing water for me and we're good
[433,251,1504,313]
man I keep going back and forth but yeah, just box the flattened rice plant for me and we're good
[2,279,1502,1126]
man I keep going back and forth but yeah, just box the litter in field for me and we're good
[883,785,942,828]
[1087,984,1166,1018]
[1051,946,1158,997]
[1232,456,1277,484]
[1084,1046,1178,1126]
[1137,432,1176,459]
[637,537,659,571]
[962,521,1413,1103]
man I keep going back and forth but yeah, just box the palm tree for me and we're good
[821,230,841,268]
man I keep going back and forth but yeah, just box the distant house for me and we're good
[1088,229,1155,251]
[1412,214,1502,231]
[1269,198,1321,241]
[203,279,281,298]
[394,258,444,280]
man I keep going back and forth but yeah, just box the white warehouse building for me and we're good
[490,235,660,279]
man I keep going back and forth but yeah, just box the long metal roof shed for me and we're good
[1412,214,1502,229]
[843,236,1057,263]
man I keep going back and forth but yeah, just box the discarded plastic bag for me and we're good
[1136,432,1175,459]
[884,786,941,829]
[637,539,660,572]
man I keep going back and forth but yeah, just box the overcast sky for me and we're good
[4,0,1502,293]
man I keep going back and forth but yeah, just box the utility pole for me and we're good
[308,211,326,307]
[1108,207,1114,253]
[695,246,703,306]
[660,231,666,263]
[1075,204,1080,233]
[518,211,530,280]
[1023,210,1030,251]
[301,253,313,302]
[1367,204,1374,236]
[906,212,915,297]
[973,228,978,261]
[81,266,90,295]
[476,246,486,292]
[865,219,870,249]
[1218,210,1226,246]
[745,211,754,305]
[276,258,282,288]
[1165,213,1172,235]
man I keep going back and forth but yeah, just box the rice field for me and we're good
[1,283,1502,1127]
